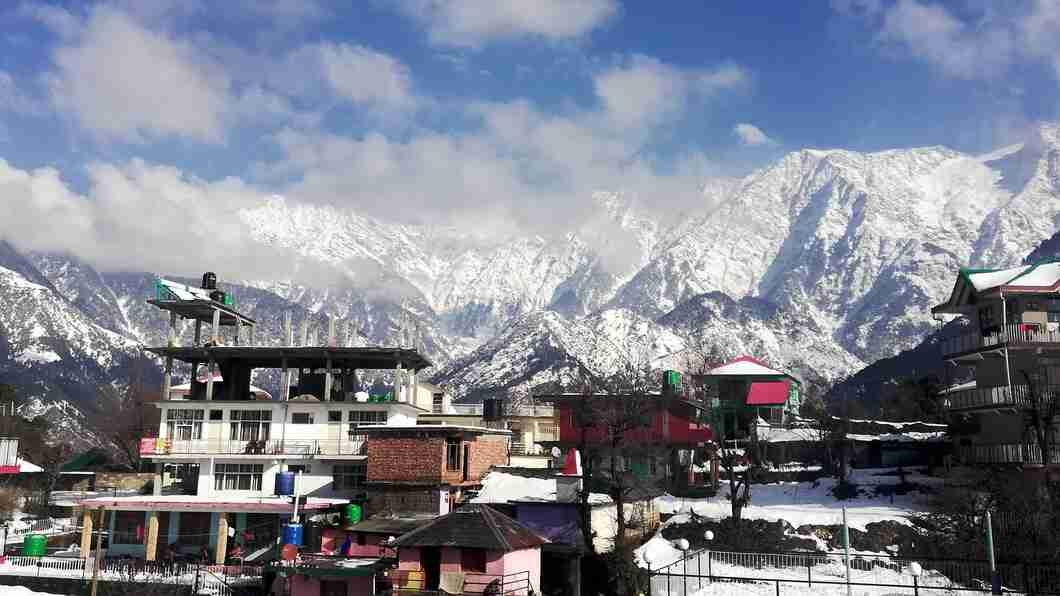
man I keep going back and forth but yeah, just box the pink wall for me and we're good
[500,547,541,596]
[273,574,374,596]
[320,528,389,558]
[398,547,421,570]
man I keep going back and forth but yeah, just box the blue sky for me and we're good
[1,0,1059,274]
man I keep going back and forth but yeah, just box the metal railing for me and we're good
[145,437,368,457]
[0,556,263,587]
[945,384,1032,411]
[959,443,1060,466]
[447,404,555,417]
[649,548,1060,595]
[379,568,532,595]
[942,323,1060,358]
[4,518,75,541]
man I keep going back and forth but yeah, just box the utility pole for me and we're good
[90,508,107,596]
[986,511,1000,595]
[842,506,851,596]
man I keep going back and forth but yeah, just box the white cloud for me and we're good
[394,0,618,47]
[594,56,749,130]
[0,158,294,280]
[315,43,417,110]
[44,6,231,143]
[839,0,1060,82]
[262,55,746,236]
[733,123,776,147]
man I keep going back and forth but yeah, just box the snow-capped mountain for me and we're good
[5,123,1060,433]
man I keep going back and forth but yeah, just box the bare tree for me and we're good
[1019,368,1060,467]
[94,361,161,471]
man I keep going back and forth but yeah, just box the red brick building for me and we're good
[359,425,511,518]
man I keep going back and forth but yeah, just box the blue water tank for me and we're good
[282,523,303,547]
[275,471,296,496]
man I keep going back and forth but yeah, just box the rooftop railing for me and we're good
[142,437,368,457]
[942,322,1060,358]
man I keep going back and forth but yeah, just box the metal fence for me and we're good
[379,568,532,595]
[648,548,1060,595]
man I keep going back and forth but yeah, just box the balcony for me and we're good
[958,443,1060,466]
[447,404,555,417]
[944,384,1031,411]
[941,323,1060,359]
[379,569,531,596]
[141,437,368,458]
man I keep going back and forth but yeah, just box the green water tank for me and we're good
[344,503,363,525]
[22,534,46,556]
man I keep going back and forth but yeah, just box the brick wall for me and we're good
[366,486,439,516]
[469,436,508,481]
[367,436,445,483]
[366,432,510,485]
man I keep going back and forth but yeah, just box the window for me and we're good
[292,413,314,424]
[446,438,461,472]
[461,549,487,573]
[214,463,263,491]
[432,393,444,414]
[348,411,386,437]
[209,410,223,421]
[333,463,366,491]
[230,410,271,441]
[328,410,342,423]
[288,464,311,474]
[113,511,144,545]
[349,411,386,425]
[166,409,203,440]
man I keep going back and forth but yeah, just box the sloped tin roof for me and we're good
[391,503,546,551]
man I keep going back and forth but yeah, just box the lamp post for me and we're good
[673,539,690,596]
[909,561,923,596]
[702,530,714,590]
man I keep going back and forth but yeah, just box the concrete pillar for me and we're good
[212,308,221,345]
[206,357,216,401]
[324,357,333,401]
[79,510,93,558]
[161,356,173,401]
[145,511,159,561]
[215,514,229,566]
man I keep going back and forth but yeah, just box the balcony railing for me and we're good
[958,443,1060,466]
[142,437,367,457]
[944,384,1031,411]
[942,323,1060,358]
[378,569,531,596]
[446,404,555,417]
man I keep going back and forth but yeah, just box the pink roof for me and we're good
[746,381,791,406]
[708,356,787,377]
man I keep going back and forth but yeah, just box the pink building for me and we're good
[387,504,545,595]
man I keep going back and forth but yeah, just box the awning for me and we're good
[746,381,790,406]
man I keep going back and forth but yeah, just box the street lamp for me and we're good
[673,539,690,596]
[703,531,715,587]
[909,561,923,596]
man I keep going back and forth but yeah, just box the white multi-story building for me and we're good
[79,279,438,564]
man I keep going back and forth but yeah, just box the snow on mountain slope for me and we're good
[7,124,1060,411]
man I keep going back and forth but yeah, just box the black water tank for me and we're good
[202,272,217,290]
[483,398,504,420]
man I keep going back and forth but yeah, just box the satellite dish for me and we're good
[355,391,370,403]
[551,447,562,458]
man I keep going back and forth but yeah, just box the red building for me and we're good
[549,394,712,448]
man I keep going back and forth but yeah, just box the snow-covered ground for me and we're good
[0,587,65,596]
[656,468,935,532]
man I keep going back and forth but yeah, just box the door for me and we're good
[422,547,441,591]
[462,444,470,482]
[321,580,347,596]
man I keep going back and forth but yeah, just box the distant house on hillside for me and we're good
[698,356,802,442]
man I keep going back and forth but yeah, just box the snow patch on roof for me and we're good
[707,356,788,377]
